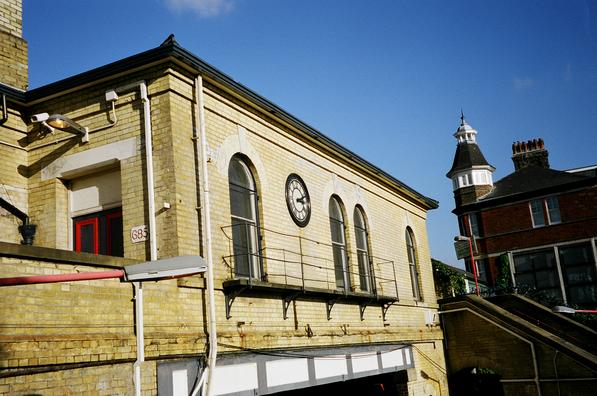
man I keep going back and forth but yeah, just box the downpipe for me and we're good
[190,75,218,396]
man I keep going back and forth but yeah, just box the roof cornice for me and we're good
[14,40,439,210]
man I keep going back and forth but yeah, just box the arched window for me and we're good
[329,196,350,290]
[354,206,373,293]
[406,227,422,301]
[229,156,261,279]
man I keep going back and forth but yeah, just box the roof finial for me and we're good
[460,109,465,125]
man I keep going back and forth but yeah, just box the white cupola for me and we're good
[446,113,495,193]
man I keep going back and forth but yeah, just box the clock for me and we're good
[285,173,311,227]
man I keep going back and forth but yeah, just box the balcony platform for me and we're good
[222,278,398,321]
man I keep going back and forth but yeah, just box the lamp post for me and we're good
[454,235,479,296]
[552,306,597,314]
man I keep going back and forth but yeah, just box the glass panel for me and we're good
[329,197,342,221]
[232,219,253,277]
[333,244,347,289]
[559,243,597,306]
[559,244,592,267]
[469,213,480,237]
[329,197,349,290]
[406,228,421,300]
[330,219,344,244]
[513,248,562,300]
[357,251,371,292]
[230,184,255,220]
[476,259,487,282]
[108,214,124,257]
[228,159,252,188]
[79,223,96,254]
[515,273,536,288]
[354,208,365,230]
[546,196,561,224]
[567,284,597,306]
[530,199,545,227]
[535,269,560,288]
[410,264,421,300]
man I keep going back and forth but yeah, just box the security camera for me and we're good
[31,113,49,123]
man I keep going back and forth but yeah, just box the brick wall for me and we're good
[0,60,447,394]
[473,188,597,255]
[0,0,27,90]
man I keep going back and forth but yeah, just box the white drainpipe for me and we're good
[133,282,144,396]
[113,81,158,261]
[110,81,157,396]
[189,75,218,396]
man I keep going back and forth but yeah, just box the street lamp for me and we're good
[47,113,89,143]
[552,306,597,314]
[454,235,480,296]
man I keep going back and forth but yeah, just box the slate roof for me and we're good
[0,36,439,210]
[457,165,596,212]
[446,142,494,178]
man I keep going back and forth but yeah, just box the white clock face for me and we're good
[285,174,311,227]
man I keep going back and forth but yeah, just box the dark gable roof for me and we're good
[446,142,493,178]
[458,165,595,212]
[2,37,438,210]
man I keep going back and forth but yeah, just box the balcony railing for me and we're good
[221,223,399,319]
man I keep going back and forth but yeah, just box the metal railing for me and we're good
[221,223,399,299]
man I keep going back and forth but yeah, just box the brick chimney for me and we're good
[511,138,549,171]
[0,0,28,90]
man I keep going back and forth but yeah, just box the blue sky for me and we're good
[24,0,597,268]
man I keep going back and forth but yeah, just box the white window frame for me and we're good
[545,196,561,225]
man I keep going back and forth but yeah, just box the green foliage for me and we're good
[494,254,513,292]
[432,258,466,298]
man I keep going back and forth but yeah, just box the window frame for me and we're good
[353,205,374,293]
[73,207,123,256]
[545,196,561,225]
[405,227,422,301]
[529,199,546,228]
[228,155,263,280]
[530,196,561,228]
[329,196,351,291]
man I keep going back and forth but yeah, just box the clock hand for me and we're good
[296,196,306,203]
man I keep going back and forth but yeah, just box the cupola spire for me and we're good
[454,110,478,144]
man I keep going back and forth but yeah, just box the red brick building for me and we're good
[447,115,597,307]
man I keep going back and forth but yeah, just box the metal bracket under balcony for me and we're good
[222,278,398,320]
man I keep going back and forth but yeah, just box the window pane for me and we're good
[231,219,255,277]
[78,223,96,253]
[230,185,255,220]
[513,248,562,300]
[469,213,480,237]
[330,219,344,244]
[535,269,560,288]
[530,199,545,226]
[546,197,561,224]
[567,284,597,306]
[108,214,123,257]
[329,197,342,221]
[329,197,349,290]
[357,251,371,292]
[559,243,597,306]
[229,159,252,189]
[406,228,421,300]
[333,245,347,289]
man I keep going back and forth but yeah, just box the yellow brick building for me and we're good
[0,1,447,394]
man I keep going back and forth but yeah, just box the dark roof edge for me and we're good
[453,176,597,214]
[0,83,26,104]
[23,41,438,210]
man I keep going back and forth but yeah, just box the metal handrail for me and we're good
[221,223,400,298]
